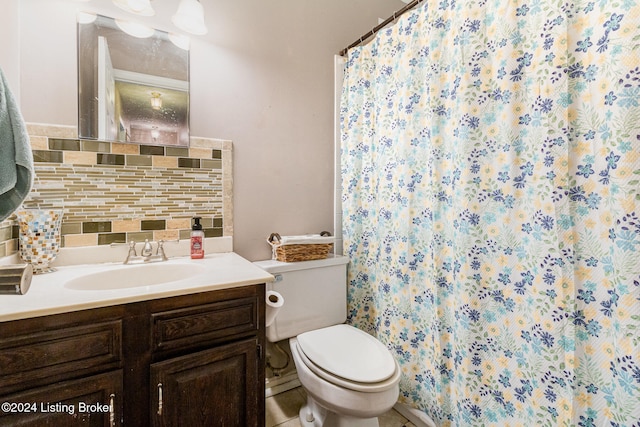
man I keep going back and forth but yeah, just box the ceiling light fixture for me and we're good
[150,92,162,110]
[112,0,155,16]
[169,33,191,51]
[172,0,208,35]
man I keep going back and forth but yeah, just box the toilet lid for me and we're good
[296,324,396,384]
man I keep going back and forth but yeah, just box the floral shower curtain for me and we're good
[340,1,640,426]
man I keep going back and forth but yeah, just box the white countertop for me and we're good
[0,252,274,322]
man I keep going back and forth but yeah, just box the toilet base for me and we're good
[298,394,380,427]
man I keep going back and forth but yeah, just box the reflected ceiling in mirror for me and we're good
[78,14,190,146]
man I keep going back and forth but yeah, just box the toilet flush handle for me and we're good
[273,274,283,282]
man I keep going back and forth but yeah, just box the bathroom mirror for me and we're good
[78,14,190,146]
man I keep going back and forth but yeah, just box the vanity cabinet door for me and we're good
[0,370,123,427]
[150,338,261,427]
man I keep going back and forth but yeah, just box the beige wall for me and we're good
[0,0,21,102]
[5,0,402,261]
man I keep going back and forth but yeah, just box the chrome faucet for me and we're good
[121,240,169,264]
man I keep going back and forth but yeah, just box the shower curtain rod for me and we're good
[339,0,425,56]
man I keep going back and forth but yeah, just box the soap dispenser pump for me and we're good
[190,217,204,259]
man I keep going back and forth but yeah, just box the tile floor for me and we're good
[266,386,417,427]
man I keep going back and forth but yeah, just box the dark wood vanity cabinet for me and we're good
[0,284,266,427]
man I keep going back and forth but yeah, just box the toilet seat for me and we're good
[295,324,400,393]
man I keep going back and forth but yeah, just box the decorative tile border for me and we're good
[0,124,233,256]
[0,219,18,258]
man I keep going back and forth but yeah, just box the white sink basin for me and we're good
[64,263,207,290]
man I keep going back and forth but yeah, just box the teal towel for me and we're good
[0,67,34,222]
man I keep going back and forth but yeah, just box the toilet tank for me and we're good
[254,255,349,342]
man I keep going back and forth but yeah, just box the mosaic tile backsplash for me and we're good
[0,124,232,257]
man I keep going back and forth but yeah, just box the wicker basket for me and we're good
[268,232,333,262]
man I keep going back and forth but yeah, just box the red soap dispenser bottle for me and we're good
[190,217,204,259]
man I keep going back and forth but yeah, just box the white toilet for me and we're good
[254,255,400,427]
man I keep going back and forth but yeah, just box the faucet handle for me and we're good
[128,240,138,256]
[118,240,139,264]
[156,240,169,261]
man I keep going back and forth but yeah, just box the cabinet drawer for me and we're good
[0,321,122,395]
[152,296,258,354]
